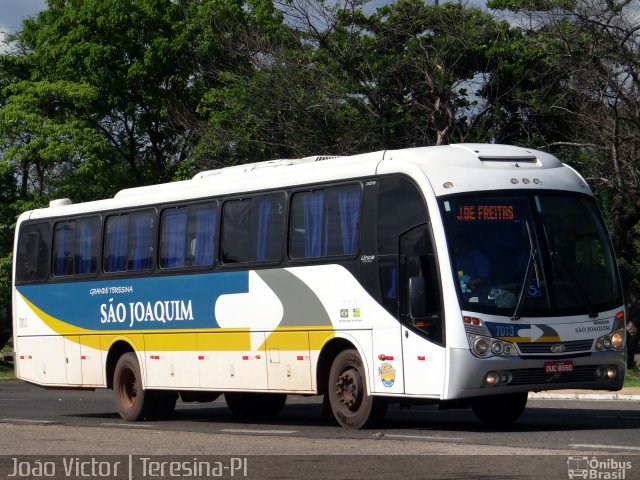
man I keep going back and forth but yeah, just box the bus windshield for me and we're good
[440,192,622,317]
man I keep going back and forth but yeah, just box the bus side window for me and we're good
[75,217,100,274]
[188,203,217,267]
[160,208,189,268]
[53,222,75,276]
[16,223,51,283]
[53,217,100,277]
[104,211,155,273]
[251,194,285,262]
[221,194,284,264]
[104,215,129,272]
[289,185,361,259]
[161,203,217,269]
[128,211,155,271]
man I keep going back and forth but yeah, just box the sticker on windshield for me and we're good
[527,279,542,297]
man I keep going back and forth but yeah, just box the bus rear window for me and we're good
[16,222,51,283]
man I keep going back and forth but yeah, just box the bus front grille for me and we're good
[517,340,594,355]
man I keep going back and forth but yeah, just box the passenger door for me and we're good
[399,224,445,396]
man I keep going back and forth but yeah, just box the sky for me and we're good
[0,0,47,33]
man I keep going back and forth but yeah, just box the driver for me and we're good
[454,233,490,292]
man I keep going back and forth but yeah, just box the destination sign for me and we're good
[456,205,515,222]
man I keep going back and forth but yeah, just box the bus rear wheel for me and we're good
[328,349,386,429]
[471,392,528,425]
[224,392,287,418]
[113,353,178,421]
[113,352,147,421]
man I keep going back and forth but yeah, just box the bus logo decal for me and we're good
[378,362,396,387]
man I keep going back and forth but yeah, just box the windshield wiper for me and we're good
[512,220,536,321]
[549,251,598,318]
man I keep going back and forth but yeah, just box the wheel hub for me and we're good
[120,369,138,406]
[336,368,362,411]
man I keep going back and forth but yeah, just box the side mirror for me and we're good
[409,276,427,319]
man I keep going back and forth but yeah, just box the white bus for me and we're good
[12,144,626,428]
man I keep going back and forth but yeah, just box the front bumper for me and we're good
[445,348,626,400]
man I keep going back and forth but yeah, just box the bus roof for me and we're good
[21,144,590,221]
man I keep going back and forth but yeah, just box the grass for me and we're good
[0,336,14,379]
[0,361,14,380]
[0,334,14,379]
[624,365,640,388]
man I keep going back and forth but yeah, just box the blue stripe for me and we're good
[17,271,250,331]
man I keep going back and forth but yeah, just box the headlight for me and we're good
[596,330,625,351]
[611,331,624,350]
[468,334,517,358]
[473,337,491,357]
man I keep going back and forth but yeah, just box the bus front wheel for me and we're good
[471,392,528,425]
[327,349,386,429]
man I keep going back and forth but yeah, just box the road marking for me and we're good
[2,418,57,424]
[570,444,640,452]
[221,428,298,435]
[100,423,156,428]
[380,433,467,441]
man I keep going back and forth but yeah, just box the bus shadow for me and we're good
[67,400,334,428]
[66,401,640,433]
[382,404,640,433]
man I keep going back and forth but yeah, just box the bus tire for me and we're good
[328,348,387,429]
[224,392,287,418]
[113,352,149,421]
[471,392,528,425]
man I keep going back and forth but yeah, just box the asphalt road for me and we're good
[1,380,639,479]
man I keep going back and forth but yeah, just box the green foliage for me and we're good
[488,0,577,11]
[8,0,287,187]
[0,80,112,197]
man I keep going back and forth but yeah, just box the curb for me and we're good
[529,392,640,401]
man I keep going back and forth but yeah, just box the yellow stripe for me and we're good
[197,332,252,351]
[309,329,335,350]
[78,335,102,350]
[499,335,562,343]
[100,334,146,352]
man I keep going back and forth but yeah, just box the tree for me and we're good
[488,0,640,364]
[3,0,288,188]
[193,0,518,170]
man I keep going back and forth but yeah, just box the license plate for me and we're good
[544,360,573,374]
